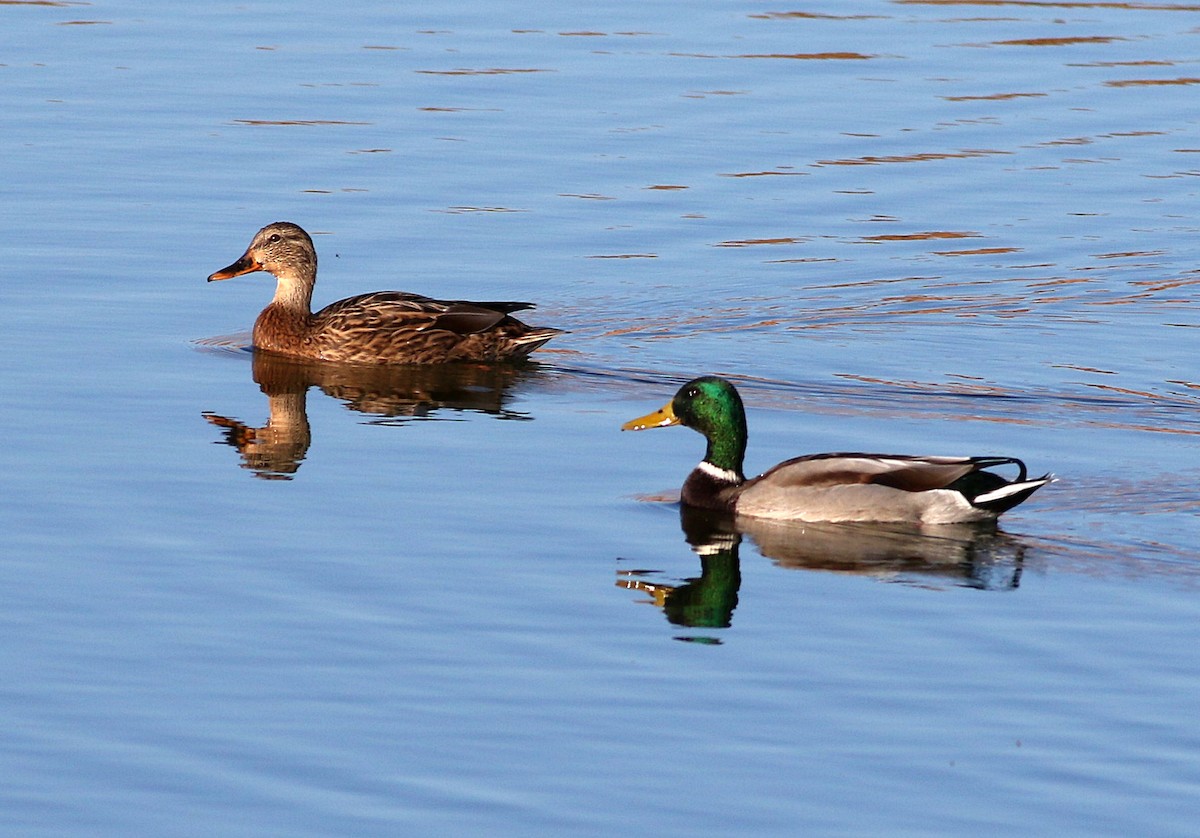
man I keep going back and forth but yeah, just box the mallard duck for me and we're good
[207,222,562,364]
[622,376,1052,524]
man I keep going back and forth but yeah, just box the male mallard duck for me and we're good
[622,376,1052,524]
[208,222,562,364]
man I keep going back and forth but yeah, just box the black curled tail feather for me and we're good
[950,457,1049,515]
[969,456,1028,482]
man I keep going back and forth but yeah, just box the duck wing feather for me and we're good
[751,453,1025,493]
[314,292,537,336]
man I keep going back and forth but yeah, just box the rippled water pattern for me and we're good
[4,1,1200,836]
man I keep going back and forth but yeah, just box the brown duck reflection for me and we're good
[619,506,1027,636]
[203,350,539,479]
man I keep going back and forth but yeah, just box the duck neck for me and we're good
[701,427,746,484]
[271,273,316,315]
[682,454,744,512]
[269,245,318,315]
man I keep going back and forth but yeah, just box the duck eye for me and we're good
[686,387,699,398]
[267,234,281,244]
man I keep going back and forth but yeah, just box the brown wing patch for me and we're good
[757,454,976,492]
[432,306,508,335]
[869,465,974,492]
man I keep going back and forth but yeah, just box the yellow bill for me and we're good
[621,400,679,432]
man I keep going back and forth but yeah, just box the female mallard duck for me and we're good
[208,222,562,364]
[622,376,1052,524]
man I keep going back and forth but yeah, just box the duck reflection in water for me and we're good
[619,508,743,637]
[203,350,541,479]
[618,506,1028,639]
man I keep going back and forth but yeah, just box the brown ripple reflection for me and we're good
[683,90,748,98]
[749,11,888,19]
[1096,250,1166,259]
[714,237,806,247]
[232,119,371,127]
[994,36,1126,46]
[1071,60,1176,67]
[587,253,658,259]
[862,231,981,242]
[719,169,806,178]
[670,52,874,60]
[816,149,1011,166]
[943,92,1047,101]
[737,52,875,60]
[1105,77,1200,88]
[415,68,554,76]
[555,30,656,36]
[934,247,1023,256]
[433,206,528,214]
[897,1,1200,9]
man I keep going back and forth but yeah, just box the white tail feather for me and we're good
[974,477,1053,506]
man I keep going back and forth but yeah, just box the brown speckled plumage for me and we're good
[208,222,562,364]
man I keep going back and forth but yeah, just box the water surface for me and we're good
[4,1,1200,835]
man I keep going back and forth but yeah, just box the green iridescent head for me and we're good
[623,376,748,475]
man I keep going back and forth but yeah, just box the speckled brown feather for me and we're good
[253,291,560,364]
[210,222,562,365]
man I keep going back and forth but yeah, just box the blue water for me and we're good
[4,1,1200,835]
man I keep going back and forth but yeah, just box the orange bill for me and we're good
[207,253,263,282]
[621,400,679,432]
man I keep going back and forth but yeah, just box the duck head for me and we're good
[208,221,317,284]
[623,376,749,476]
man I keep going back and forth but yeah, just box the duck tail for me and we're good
[971,474,1055,515]
[510,327,565,354]
[475,301,537,314]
